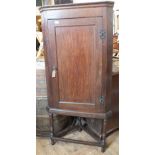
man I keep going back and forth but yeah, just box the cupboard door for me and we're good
[47,17,106,113]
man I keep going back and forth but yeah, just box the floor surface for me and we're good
[36,130,119,155]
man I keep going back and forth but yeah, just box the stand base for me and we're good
[50,116,108,152]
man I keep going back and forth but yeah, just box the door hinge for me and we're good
[99,96,104,104]
[99,30,106,39]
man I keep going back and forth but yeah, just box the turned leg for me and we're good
[100,118,107,152]
[78,117,83,132]
[49,112,55,145]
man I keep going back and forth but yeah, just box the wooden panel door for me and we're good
[47,17,106,113]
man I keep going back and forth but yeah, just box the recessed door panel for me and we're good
[56,25,95,104]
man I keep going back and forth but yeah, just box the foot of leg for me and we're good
[78,127,82,132]
[51,138,55,145]
[101,146,105,152]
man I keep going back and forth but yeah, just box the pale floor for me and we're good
[36,130,119,155]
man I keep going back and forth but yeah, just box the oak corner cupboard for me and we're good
[40,1,115,152]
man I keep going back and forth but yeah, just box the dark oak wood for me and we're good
[40,1,115,152]
[49,108,112,119]
[53,137,101,146]
[49,113,55,145]
[86,73,119,137]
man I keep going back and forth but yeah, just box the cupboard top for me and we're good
[40,1,114,12]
